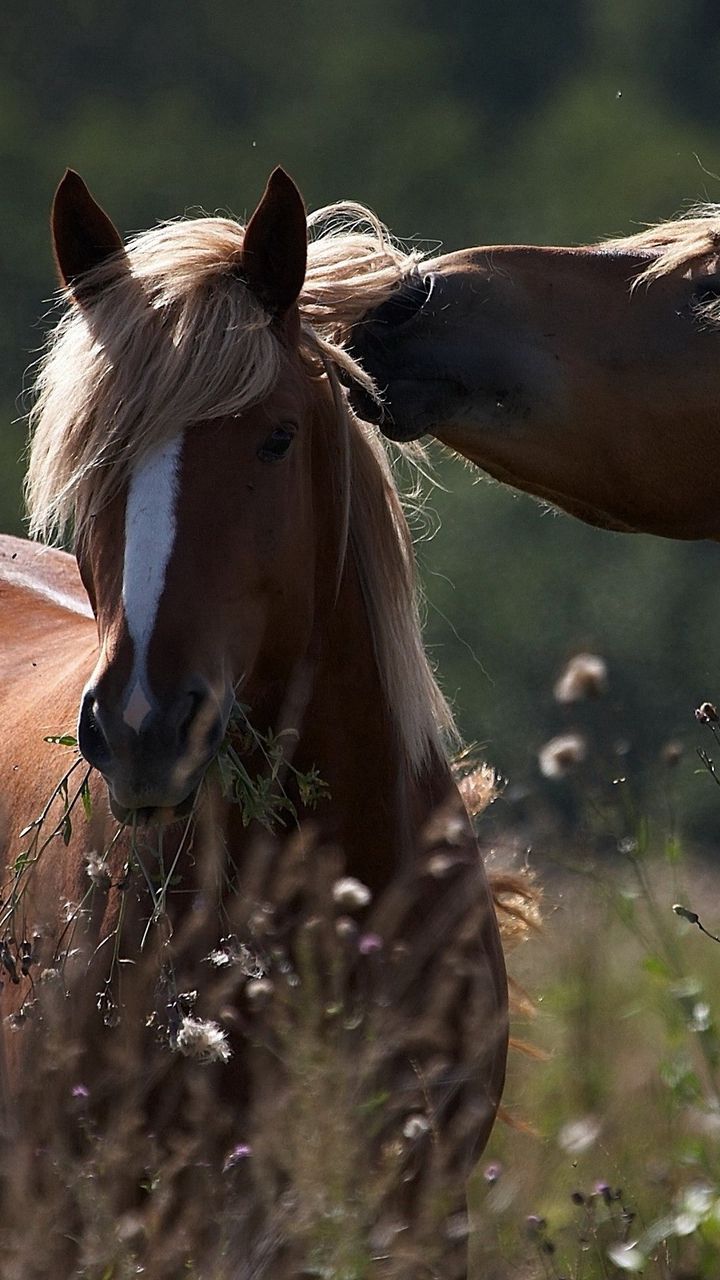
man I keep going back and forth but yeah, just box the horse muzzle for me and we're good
[78,677,230,821]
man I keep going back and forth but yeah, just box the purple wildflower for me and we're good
[223,1143,253,1172]
[358,933,383,955]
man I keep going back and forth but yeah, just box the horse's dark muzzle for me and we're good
[78,678,227,819]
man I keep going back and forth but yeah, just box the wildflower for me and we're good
[19,940,34,978]
[85,851,111,891]
[358,932,383,955]
[557,1115,600,1154]
[61,899,81,924]
[204,937,265,977]
[332,877,372,910]
[695,702,719,723]
[223,1142,252,1172]
[593,1180,613,1203]
[248,907,274,937]
[554,653,607,703]
[483,1161,502,1184]
[538,733,587,779]
[335,916,358,942]
[39,967,62,986]
[402,1113,430,1140]
[0,944,19,985]
[71,1083,90,1099]
[457,763,497,816]
[175,1015,231,1064]
[5,1008,31,1031]
[245,978,274,1007]
[673,903,699,925]
[97,984,120,1027]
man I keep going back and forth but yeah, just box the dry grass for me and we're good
[0,771,537,1280]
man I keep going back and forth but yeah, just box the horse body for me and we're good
[0,535,97,869]
[348,222,720,540]
[0,172,509,1276]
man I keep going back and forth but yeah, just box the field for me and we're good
[470,689,720,1279]
[2,670,720,1279]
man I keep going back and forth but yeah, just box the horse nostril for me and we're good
[175,687,226,759]
[78,692,111,771]
[176,691,203,747]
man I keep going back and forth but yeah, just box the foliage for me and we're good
[465,657,720,1278]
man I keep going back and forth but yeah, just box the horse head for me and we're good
[348,233,720,539]
[46,169,329,822]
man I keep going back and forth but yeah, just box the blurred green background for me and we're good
[4,1,720,844]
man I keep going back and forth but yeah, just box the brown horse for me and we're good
[0,170,512,1278]
[345,211,720,541]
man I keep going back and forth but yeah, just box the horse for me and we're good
[0,169,517,1278]
[343,209,720,542]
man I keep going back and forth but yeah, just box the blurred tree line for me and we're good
[3,1,720,843]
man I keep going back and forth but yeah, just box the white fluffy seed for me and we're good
[332,877,372,910]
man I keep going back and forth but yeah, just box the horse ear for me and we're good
[241,168,307,318]
[52,169,126,299]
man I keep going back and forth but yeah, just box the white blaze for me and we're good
[122,436,184,731]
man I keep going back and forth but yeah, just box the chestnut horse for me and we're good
[0,171,510,1278]
[345,211,720,541]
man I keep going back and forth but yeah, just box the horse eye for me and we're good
[257,425,296,463]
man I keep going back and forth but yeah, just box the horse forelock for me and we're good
[25,202,451,772]
[26,203,421,546]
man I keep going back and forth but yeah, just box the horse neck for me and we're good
[295,545,458,895]
[292,407,460,894]
[221,403,462,896]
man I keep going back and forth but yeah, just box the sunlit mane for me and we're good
[600,204,720,288]
[27,204,420,542]
[25,201,449,771]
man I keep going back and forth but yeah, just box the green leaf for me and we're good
[44,734,77,747]
[80,778,93,820]
[643,953,672,980]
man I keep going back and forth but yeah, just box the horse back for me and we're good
[0,534,98,863]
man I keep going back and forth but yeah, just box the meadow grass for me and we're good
[3,672,720,1277]
[466,674,720,1279]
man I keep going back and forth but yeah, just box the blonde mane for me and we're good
[26,203,421,541]
[599,204,720,287]
[25,201,450,772]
